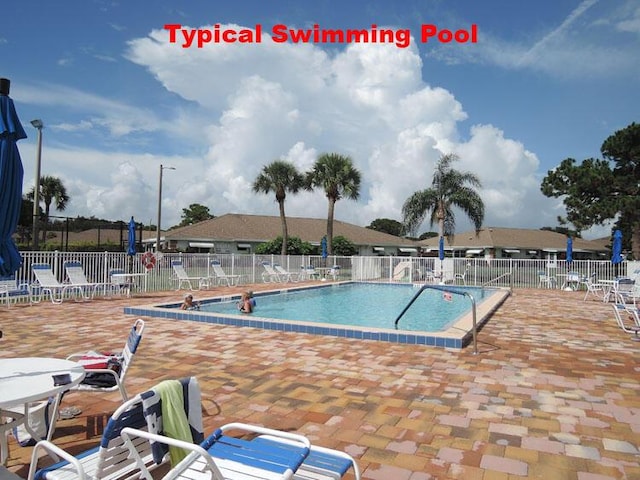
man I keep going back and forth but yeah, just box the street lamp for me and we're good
[155,164,175,253]
[30,119,44,249]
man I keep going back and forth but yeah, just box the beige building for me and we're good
[419,227,610,260]
[142,213,421,256]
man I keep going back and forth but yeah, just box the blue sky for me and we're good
[2,0,638,238]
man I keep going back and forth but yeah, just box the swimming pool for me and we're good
[200,283,491,332]
[126,282,510,349]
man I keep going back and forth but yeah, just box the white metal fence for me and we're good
[9,250,639,294]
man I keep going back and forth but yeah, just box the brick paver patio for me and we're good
[1,284,639,479]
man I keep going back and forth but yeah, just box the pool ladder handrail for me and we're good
[394,284,479,355]
[482,271,513,289]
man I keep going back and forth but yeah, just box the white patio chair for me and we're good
[106,268,133,297]
[274,264,300,282]
[581,273,605,302]
[328,265,341,281]
[261,262,281,283]
[27,376,188,480]
[613,277,637,305]
[611,304,640,340]
[171,261,208,290]
[63,261,103,300]
[65,319,145,402]
[537,271,557,289]
[209,260,241,287]
[121,422,312,480]
[305,265,320,280]
[0,274,32,308]
[31,264,80,304]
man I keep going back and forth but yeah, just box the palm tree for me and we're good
[253,160,304,255]
[306,153,361,256]
[402,153,484,239]
[27,175,70,244]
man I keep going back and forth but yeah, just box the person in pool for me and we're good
[238,291,253,313]
[181,294,200,310]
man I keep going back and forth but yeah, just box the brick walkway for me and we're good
[1,285,639,479]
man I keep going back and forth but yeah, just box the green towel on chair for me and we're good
[156,379,193,465]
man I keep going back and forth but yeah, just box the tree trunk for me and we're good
[437,201,445,238]
[632,222,640,260]
[42,202,51,245]
[326,198,336,256]
[279,200,288,256]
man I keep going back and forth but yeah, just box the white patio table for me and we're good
[0,357,85,464]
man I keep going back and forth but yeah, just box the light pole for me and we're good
[155,164,175,253]
[30,119,44,249]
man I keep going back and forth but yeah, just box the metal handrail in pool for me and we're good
[394,284,478,355]
[483,271,513,289]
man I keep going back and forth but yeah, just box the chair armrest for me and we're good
[120,427,222,479]
[219,422,311,449]
[257,435,362,480]
[27,440,87,480]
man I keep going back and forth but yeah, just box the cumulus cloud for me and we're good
[21,23,560,234]
[120,24,561,232]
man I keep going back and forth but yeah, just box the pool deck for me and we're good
[1,283,639,479]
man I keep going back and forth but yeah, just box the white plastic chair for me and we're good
[0,274,32,308]
[209,260,241,287]
[261,262,281,283]
[274,264,299,282]
[171,261,207,290]
[31,264,79,304]
[63,261,103,300]
[65,319,145,402]
[27,377,172,480]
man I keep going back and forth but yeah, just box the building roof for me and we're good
[419,227,608,253]
[148,213,418,247]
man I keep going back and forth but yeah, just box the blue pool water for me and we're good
[199,283,493,332]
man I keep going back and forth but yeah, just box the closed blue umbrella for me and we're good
[321,236,327,259]
[0,79,26,277]
[438,236,445,261]
[612,230,623,264]
[566,236,573,264]
[127,217,137,256]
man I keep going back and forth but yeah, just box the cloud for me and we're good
[18,23,560,233]
[427,0,640,79]
[119,24,559,231]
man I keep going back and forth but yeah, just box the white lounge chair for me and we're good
[63,261,103,300]
[613,278,637,305]
[26,377,194,480]
[611,304,640,340]
[31,263,79,304]
[0,274,32,308]
[392,260,411,281]
[65,319,145,402]
[261,262,281,283]
[274,264,300,282]
[172,261,208,290]
[209,260,241,287]
[121,424,361,480]
[122,423,311,480]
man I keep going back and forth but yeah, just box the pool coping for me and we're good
[124,282,511,349]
